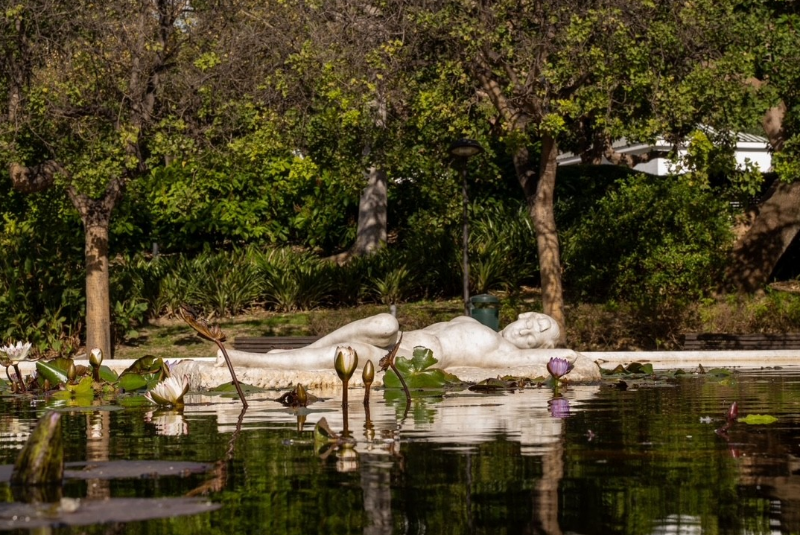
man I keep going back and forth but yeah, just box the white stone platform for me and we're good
[16,349,800,392]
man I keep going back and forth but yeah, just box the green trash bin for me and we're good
[470,294,500,331]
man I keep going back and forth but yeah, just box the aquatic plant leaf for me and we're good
[601,362,656,376]
[738,414,778,425]
[0,497,220,529]
[118,356,166,392]
[469,377,527,392]
[98,365,118,382]
[0,460,214,483]
[209,382,266,395]
[65,376,94,395]
[122,355,166,376]
[408,347,438,372]
[384,347,461,389]
[313,417,338,446]
[35,359,71,385]
[118,373,149,392]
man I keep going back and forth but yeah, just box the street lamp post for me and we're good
[448,138,484,316]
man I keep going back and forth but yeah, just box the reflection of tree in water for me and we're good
[557,374,800,534]
[387,437,564,534]
[86,411,111,500]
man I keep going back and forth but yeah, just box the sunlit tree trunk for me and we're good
[533,135,565,335]
[352,165,387,256]
[84,222,112,357]
[511,134,566,338]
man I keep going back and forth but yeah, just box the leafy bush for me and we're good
[254,248,334,311]
[187,249,262,317]
[562,173,734,311]
[470,201,538,294]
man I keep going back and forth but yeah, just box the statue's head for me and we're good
[500,312,560,349]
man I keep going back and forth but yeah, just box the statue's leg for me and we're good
[220,342,387,371]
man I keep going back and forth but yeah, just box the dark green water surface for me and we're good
[1,367,800,534]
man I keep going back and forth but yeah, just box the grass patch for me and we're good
[111,288,800,360]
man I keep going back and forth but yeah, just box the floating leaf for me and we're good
[469,377,527,392]
[121,355,166,376]
[98,365,118,383]
[0,497,220,529]
[208,382,266,396]
[118,373,149,392]
[738,414,778,425]
[384,347,461,389]
[65,376,94,396]
[118,356,166,392]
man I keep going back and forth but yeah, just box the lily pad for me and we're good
[738,414,778,425]
[0,460,214,483]
[0,497,220,529]
[65,376,94,396]
[208,382,266,395]
[118,356,167,392]
[97,365,119,383]
[601,362,654,375]
[384,347,462,389]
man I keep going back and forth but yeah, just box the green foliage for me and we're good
[562,173,734,312]
[0,181,84,355]
[254,248,334,312]
[470,201,538,294]
[383,347,461,389]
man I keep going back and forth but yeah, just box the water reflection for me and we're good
[4,372,800,533]
[183,385,600,534]
[144,409,189,437]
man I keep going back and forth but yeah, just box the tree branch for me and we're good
[602,140,669,168]
[8,161,66,193]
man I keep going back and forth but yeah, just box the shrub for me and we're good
[562,173,734,312]
[254,248,334,311]
[470,201,538,294]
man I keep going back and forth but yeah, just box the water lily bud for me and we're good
[362,360,375,388]
[67,362,77,382]
[295,384,308,406]
[89,348,103,368]
[334,346,358,383]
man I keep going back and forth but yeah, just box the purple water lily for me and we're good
[547,357,574,380]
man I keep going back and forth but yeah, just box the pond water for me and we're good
[1,366,800,534]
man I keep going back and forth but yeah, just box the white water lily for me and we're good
[144,375,190,407]
[1,341,32,364]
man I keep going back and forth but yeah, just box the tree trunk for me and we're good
[725,180,800,293]
[512,135,566,337]
[84,221,112,359]
[352,165,388,256]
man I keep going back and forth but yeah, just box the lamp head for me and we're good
[448,138,484,159]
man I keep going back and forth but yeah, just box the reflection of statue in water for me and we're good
[218,312,570,371]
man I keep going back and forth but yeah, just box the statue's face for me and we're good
[501,313,559,349]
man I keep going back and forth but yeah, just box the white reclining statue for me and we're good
[217,311,591,373]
